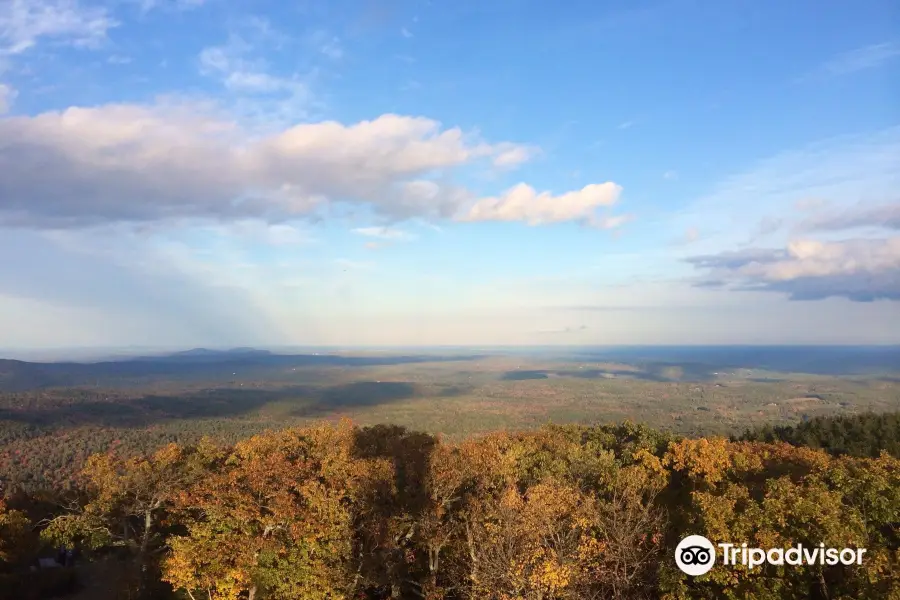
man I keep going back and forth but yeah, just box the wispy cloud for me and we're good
[0,0,117,55]
[334,258,374,271]
[137,0,209,13]
[401,27,413,38]
[198,30,318,126]
[221,221,314,246]
[306,30,343,60]
[200,36,304,94]
[492,144,540,168]
[753,216,783,238]
[414,219,443,234]
[800,41,900,81]
[672,126,900,252]
[535,324,589,334]
[680,227,700,245]
[803,202,900,231]
[319,37,343,59]
[0,82,16,113]
[595,214,634,230]
[795,197,829,211]
[352,226,417,241]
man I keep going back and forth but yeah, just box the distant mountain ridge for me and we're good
[130,347,274,363]
[0,349,479,392]
[0,359,67,392]
[0,346,898,393]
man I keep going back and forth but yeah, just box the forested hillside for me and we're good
[3,359,898,496]
[740,411,900,458]
[1,417,898,599]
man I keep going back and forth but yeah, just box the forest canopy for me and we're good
[1,415,898,599]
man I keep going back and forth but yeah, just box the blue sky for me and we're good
[0,0,898,349]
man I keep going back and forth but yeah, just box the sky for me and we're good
[0,0,898,350]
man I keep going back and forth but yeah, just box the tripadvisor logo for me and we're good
[676,535,716,576]
[675,535,867,576]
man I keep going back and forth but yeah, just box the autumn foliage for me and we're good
[6,419,900,599]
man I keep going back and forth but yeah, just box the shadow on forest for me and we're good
[563,346,900,377]
[351,424,436,594]
[503,362,723,383]
[0,380,462,429]
[502,371,550,381]
[290,382,419,418]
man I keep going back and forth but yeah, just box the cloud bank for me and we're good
[688,237,900,301]
[0,102,627,229]
[804,203,900,231]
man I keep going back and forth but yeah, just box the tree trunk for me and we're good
[429,544,441,589]
[140,510,153,558]
[818,572,830,600]
[465,520,479,585]
[137,510,154,600]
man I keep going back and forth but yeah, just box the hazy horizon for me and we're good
[3,343,900,364]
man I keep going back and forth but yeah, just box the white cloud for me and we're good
[401,27,413,38]
[492,143,540,168]
[461,182,623,226]
[757,238,899,281]
[0,0,116,55]
[263,115,499,182]
[0,83,16,113]
[688,237,900,301]
[0,101,601,228]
